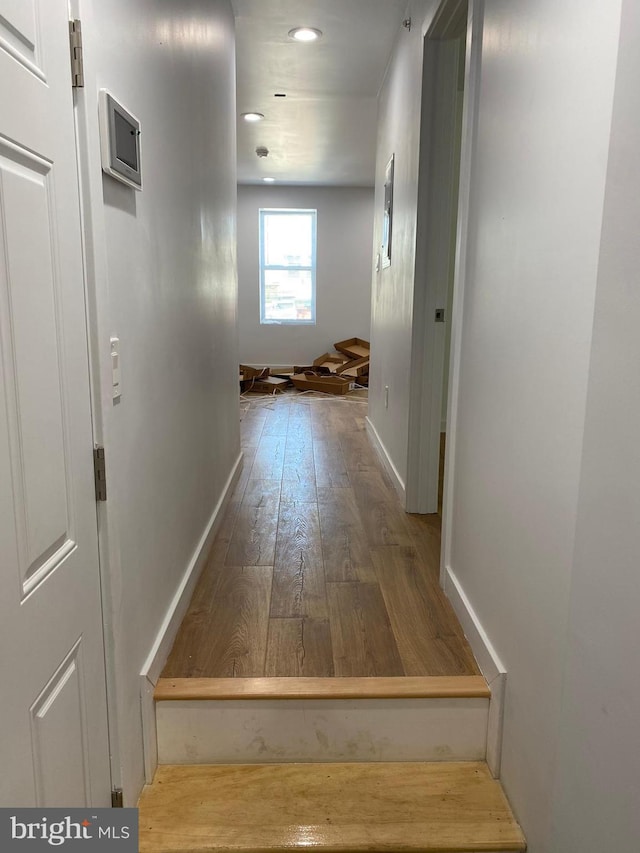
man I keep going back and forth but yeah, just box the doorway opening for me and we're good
[405,2,468,517]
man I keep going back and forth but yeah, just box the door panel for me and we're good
[0,144,73,595]
[30,641,91,808]
[0,0,44,80]
[0,0,111,806]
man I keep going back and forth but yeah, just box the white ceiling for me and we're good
[232,0,408,186]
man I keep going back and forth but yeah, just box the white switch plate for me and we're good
[110,336,121,399]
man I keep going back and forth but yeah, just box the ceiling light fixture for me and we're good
[241,112,264,122]
[288,27,322,42]
[263,177,276,183]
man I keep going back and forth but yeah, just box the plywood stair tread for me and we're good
[154,675,490,701]
[138,762,525,852]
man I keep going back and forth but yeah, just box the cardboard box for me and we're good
[242,375,289,394]
[336,356,370,378]
[240,364,269,379]
[239,365,289,394]
[334,337,370,359]
[291,373,354,396]
[313,353,349,373]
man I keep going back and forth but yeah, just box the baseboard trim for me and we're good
[443,566,507,778]
[365,416,406,504]
[139,451,243,782]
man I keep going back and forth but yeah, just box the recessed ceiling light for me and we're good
[241,112,264,122]
[263,177,276,183]
[288,27,322,42]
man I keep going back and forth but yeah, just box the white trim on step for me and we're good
[139,451,243,783]
[443,566,507,778]
[365,416,406,504]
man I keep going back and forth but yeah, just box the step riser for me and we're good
[156,697,489,764]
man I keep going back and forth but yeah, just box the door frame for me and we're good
[69,0,124,797]
[404,0,483,531]
[439,0,484,585]
[405,10,464,515]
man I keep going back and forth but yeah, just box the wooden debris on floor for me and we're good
[240,338,370,397]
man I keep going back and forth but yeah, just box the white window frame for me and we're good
[259,208,317,325]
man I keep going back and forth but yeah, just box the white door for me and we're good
[0,0,111,806]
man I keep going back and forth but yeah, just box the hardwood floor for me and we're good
[161,393,479,679]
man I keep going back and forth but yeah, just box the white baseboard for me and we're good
[156,697,488,765]
[139,451,243,782]
[365,417,406,505]
[443,566,507,778]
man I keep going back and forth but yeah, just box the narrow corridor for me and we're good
[162,393,479,679]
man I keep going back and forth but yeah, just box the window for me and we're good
[259,209,317,324]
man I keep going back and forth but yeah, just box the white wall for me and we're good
[369,0,437,489]
[444,0,623,851]
[78,0,239,804]
[549,0,640,846]
[237,186,373,366]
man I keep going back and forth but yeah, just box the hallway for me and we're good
[162,393,479,679]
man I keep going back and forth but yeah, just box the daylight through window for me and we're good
[259,209,317,324]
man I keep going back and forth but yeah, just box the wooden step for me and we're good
[154,676,490,765]
[138,761,525,852]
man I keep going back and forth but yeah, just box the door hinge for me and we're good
[69,20,84,88]
[111,788,124,808]
[93,446,107,502]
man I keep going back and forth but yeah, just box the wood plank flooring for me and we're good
[138,762,526,852]
[161,393,479,679]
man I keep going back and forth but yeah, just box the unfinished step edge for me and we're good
[154,675,490,702]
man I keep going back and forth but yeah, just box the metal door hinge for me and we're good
[69,20,84,88]
[111,788,123,808]
[93,446,107,502]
